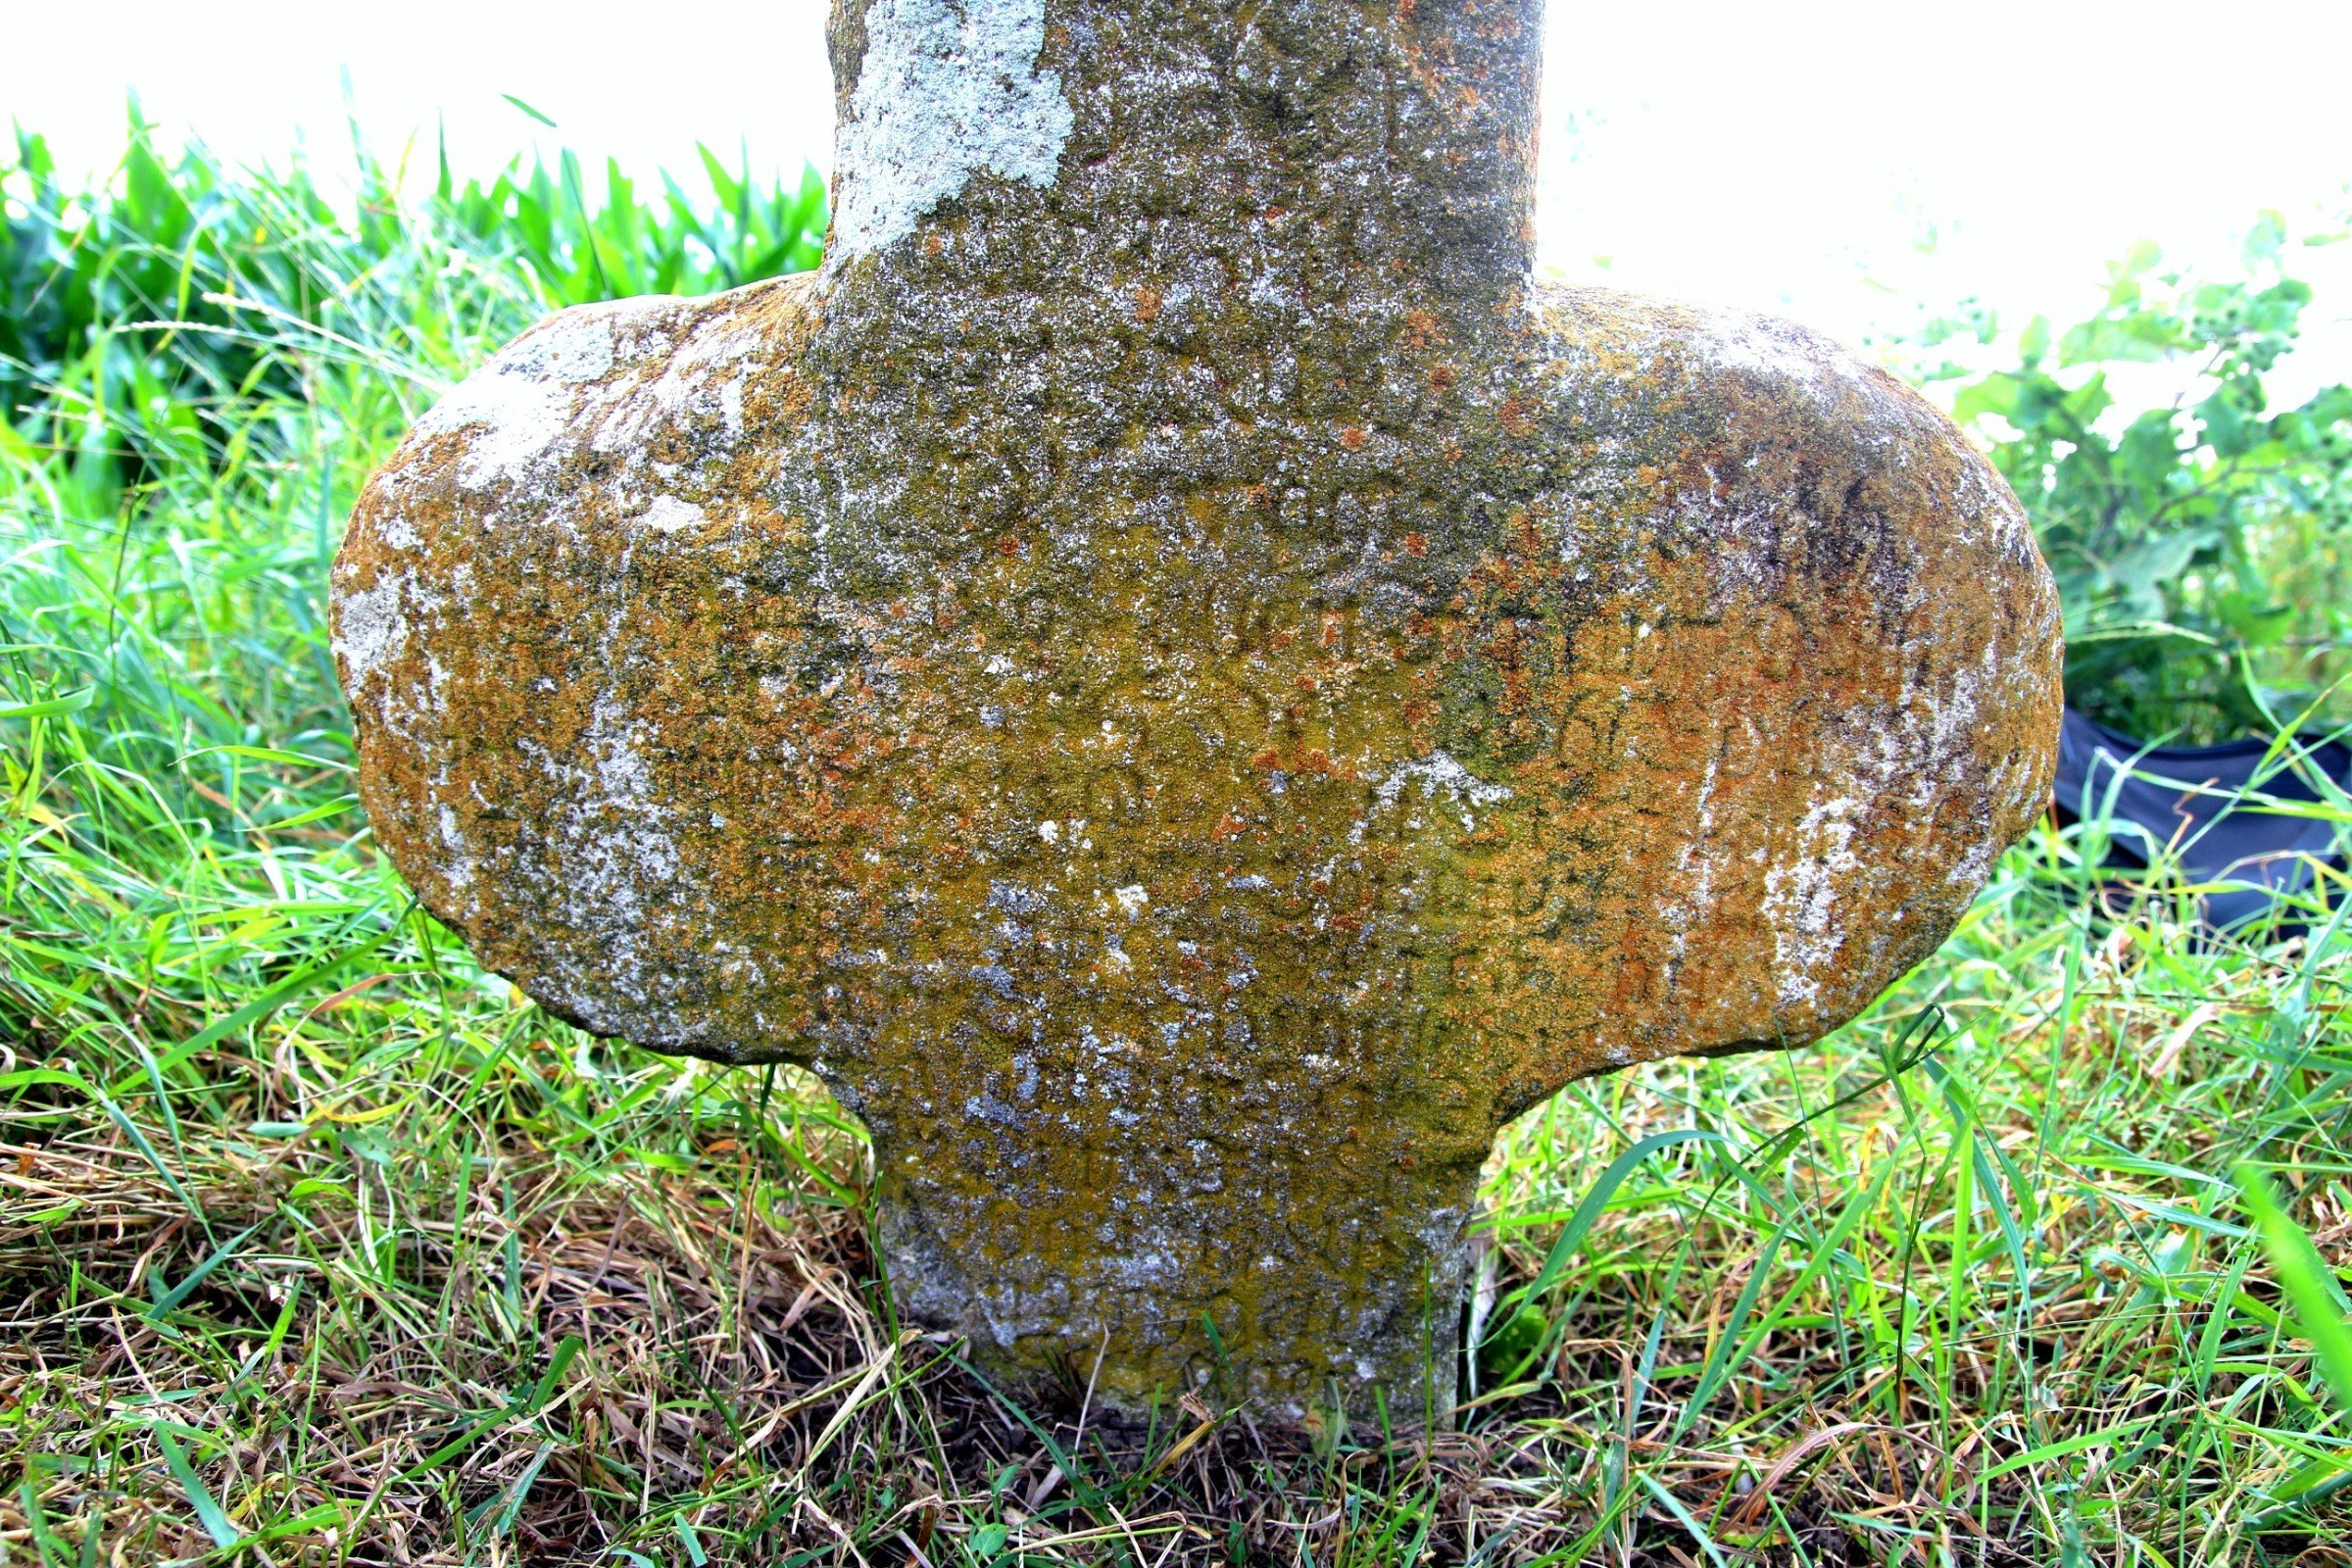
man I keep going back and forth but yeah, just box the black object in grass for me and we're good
[2054,708,2351,932]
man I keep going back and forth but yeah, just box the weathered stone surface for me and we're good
[333,0,2062,1421]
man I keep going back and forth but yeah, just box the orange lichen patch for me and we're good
[335,0,2058,1429]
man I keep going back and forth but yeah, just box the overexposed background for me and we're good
[5,0,2348,354]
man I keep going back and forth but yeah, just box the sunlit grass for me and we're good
[3,125,2349,1567]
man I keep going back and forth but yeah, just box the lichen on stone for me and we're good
[828,0,1073,257]
[333,0,2063,1424]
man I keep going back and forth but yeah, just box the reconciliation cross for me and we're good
[334,0,2062,1422]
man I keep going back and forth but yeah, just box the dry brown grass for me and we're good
[10,961,2350,1568]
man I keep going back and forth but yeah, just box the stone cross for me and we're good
[334,0,2062,1422]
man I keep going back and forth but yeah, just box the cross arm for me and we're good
[334,275,838,1063]
[1463,286,2062,1119]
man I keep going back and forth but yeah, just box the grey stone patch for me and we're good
[829,0,1074,259]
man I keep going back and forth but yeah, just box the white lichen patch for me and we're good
[1960,456,2039,556]
[592,315,762,457]
[1760,794,1866,1008]
[411,299,734,499]
[529,691,686,1018]
[1651,752,1726,995]
[510,311,621,385]
[331,572,414,690]
[829,0,1074,258]
[1700,311,1877,394]
[639,496,708,535]
[435,801,478,895]
[1366,751,1514,833]
[412,311,622,491]
[374,513,422,552]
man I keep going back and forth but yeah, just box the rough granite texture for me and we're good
[332,0,2064,1421]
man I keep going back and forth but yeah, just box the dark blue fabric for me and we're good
[2053,708,2351,931]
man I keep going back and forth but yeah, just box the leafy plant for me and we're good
[0,107,825,504]
[429,140,827,307]
[1911,219,2352,740]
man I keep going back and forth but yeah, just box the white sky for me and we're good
[6,0,2350,369]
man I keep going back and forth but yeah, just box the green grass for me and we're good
[3,128,2351,1567]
